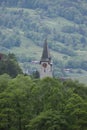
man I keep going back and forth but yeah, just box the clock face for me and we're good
[42,63,47,68]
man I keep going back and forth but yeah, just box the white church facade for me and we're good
[39,39,53,79]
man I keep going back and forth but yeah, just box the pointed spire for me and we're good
[40,39,51,63]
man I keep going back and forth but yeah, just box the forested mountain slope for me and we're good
[0,0,87,80]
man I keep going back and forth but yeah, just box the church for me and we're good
[39,39,53,79]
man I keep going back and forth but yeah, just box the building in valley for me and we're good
[40,39,53,79]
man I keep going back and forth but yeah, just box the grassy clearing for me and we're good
[43,17,76,32]
[67,70,87,85]
[72,75,87,85]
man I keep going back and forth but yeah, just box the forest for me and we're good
[0,74,87,130]
[0,0,87,78]
[0,53,87,130]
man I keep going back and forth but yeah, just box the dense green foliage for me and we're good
[0,0,87,78]
[0,75,87,130]
[0,53,22,77]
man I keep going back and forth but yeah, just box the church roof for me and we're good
[40,39,51,62]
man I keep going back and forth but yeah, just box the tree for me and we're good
[0,73,87,130]
[64,94,87,130]
[32,70,40,79]
[28,110,66,130]
[0,53,23,77]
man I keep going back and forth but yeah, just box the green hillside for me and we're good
[0,0,87,83]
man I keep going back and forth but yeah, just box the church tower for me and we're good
[40,39,53,79]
